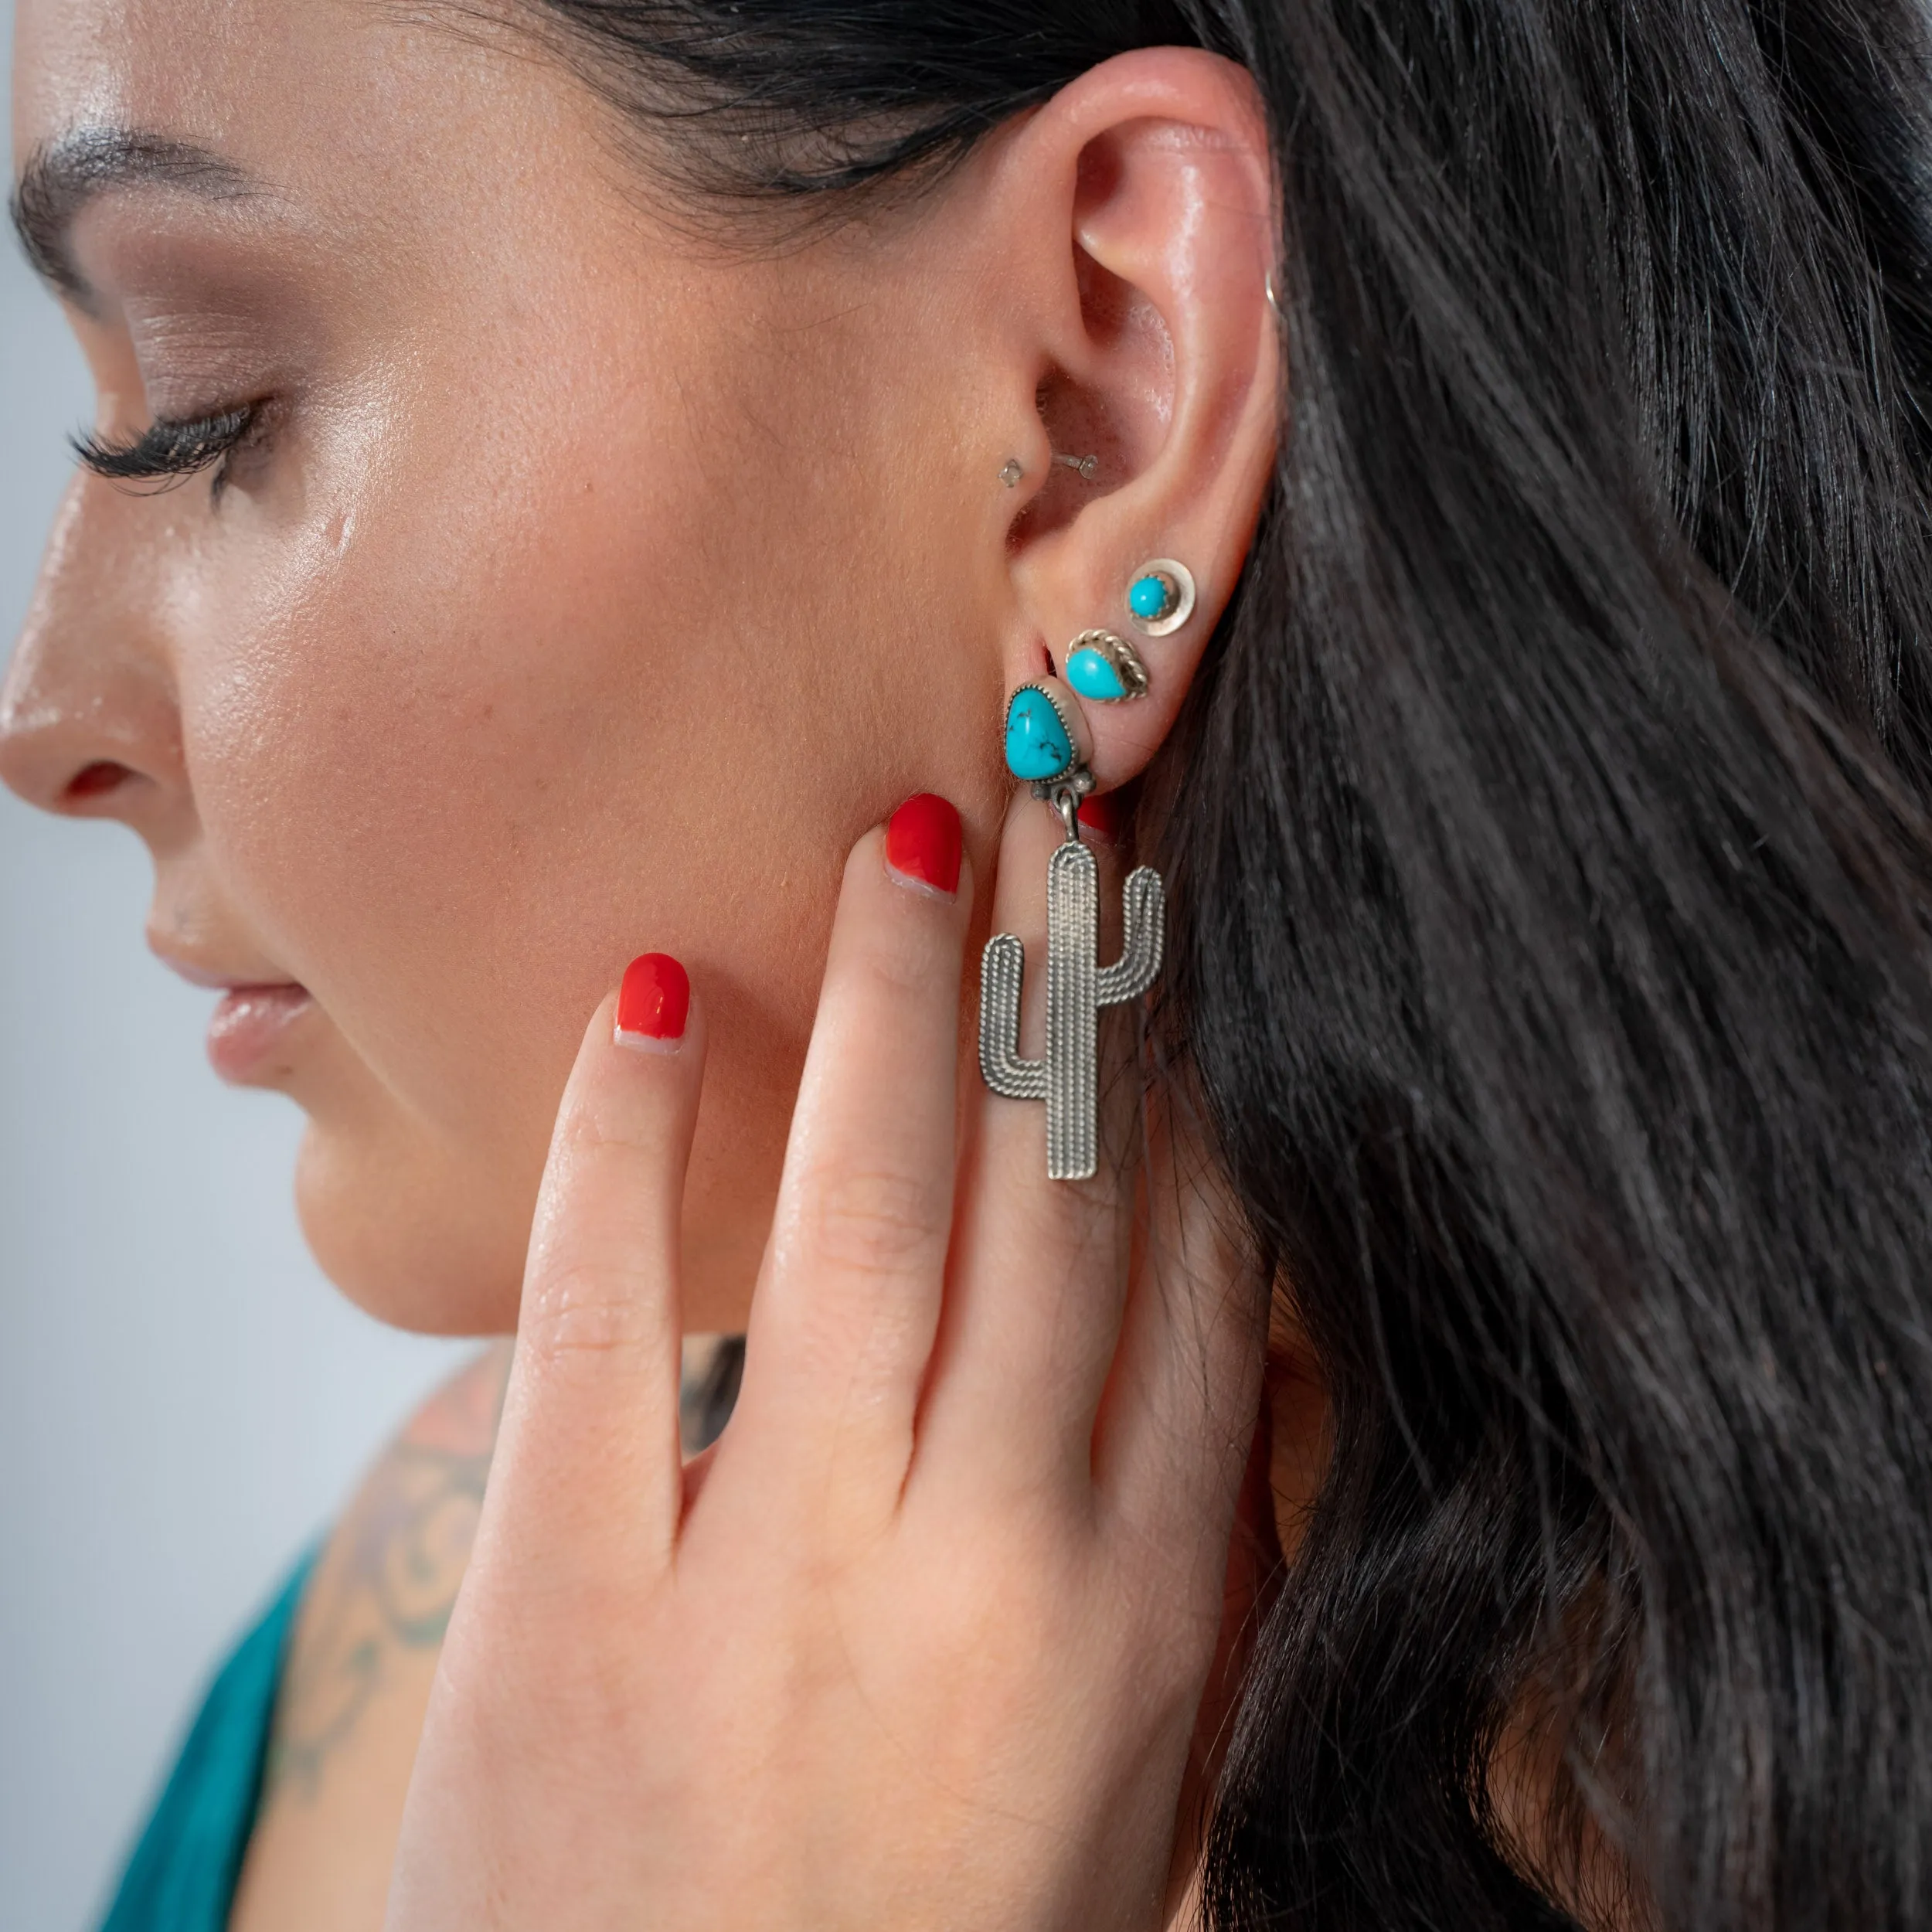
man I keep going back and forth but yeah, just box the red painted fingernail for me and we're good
[1077,791,1122,842]
[615,952,689,1051]
[885,792,963,897]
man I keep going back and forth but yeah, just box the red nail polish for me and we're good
[1077,791,1122,842]
[886,793,963,896]
[615,952,689,1048]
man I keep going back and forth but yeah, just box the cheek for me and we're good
[179,437,846,1321]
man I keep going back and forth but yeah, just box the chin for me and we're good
[294,1120,527,1336]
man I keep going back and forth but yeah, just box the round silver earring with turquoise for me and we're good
[1125,558,1196,638]
[1062,629,1148,703]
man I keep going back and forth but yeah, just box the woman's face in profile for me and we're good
[3,0,1015,1333]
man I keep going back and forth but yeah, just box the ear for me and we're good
[978,49,1281,791]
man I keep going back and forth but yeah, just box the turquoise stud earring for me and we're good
[1126,558,1196,638]
[1004,679,1092,786]
[1063,629,1148,703]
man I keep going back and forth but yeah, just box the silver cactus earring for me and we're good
[980,676,1166,1181]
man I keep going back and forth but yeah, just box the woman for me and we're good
[7,0,1932,1924]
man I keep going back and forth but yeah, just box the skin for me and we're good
[2,1,1325,1924]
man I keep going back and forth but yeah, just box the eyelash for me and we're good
[70,404,263,499]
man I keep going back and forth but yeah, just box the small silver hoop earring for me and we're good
[1264,269,1284,318]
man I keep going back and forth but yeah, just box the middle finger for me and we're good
[915,787,1145,1505]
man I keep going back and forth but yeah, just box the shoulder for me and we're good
[226,1335,742,1932]
[227,1342,512,1932]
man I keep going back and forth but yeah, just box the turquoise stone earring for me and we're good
[1063,629,1148,703]
[1125,557,1197,638]
[1005,680,1090,783]
[982,679,1165,1181]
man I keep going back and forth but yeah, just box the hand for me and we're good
[384,793,1267,1932]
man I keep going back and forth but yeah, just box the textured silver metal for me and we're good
[1127,557,1198,638]
[978,934,1047,1100]
[1096,864,1165,1005]
[1045,841,1100,1179]
[1029,761,1094,808]
[1065,627,1149,701]
[977,834,1168,1181]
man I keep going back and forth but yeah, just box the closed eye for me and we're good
[71,405,259,492]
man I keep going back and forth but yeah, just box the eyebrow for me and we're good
[10,128,260,305]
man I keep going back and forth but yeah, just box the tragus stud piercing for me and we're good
[1063,629,1148,703]
[999,458,1026,488]
[1126,559,1196,638]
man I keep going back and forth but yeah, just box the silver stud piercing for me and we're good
[983,677,1166,1180]
[999,452,1100,488]
[1063,629,1148,703]
[1126,559,1197,638]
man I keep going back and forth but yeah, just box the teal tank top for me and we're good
[99,1558,312,1932]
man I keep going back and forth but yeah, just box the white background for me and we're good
[0,5,472,1922]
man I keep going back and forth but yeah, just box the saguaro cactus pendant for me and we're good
[979,811,1165,1181]
[981,688,1159,1182]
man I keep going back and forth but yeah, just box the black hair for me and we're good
[510,2,1932,1925]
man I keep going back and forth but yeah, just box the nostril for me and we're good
[63,760,134,804]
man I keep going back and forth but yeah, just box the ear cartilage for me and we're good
[1063,630,1148,702]
[1126,559,1196,638]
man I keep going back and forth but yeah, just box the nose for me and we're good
[0,476,196,851]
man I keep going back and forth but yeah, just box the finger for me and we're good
[481,953,706,1584]
[731,794,974,1503]
[915,787,1141,1503]
[1094,1083,1267,1552]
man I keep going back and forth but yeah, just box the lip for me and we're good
[148,943,316,1083]
[204,983,317,1084]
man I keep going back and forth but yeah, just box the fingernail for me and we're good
[885,792,963,898]
[614,952,689,1053]
[1077,791,1122,843]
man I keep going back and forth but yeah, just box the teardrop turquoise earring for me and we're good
[1063,629,1148,703]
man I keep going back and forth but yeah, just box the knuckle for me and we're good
[521,1257,655,1364]
[804,1164,944,1280]
[854,920,946,1000]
